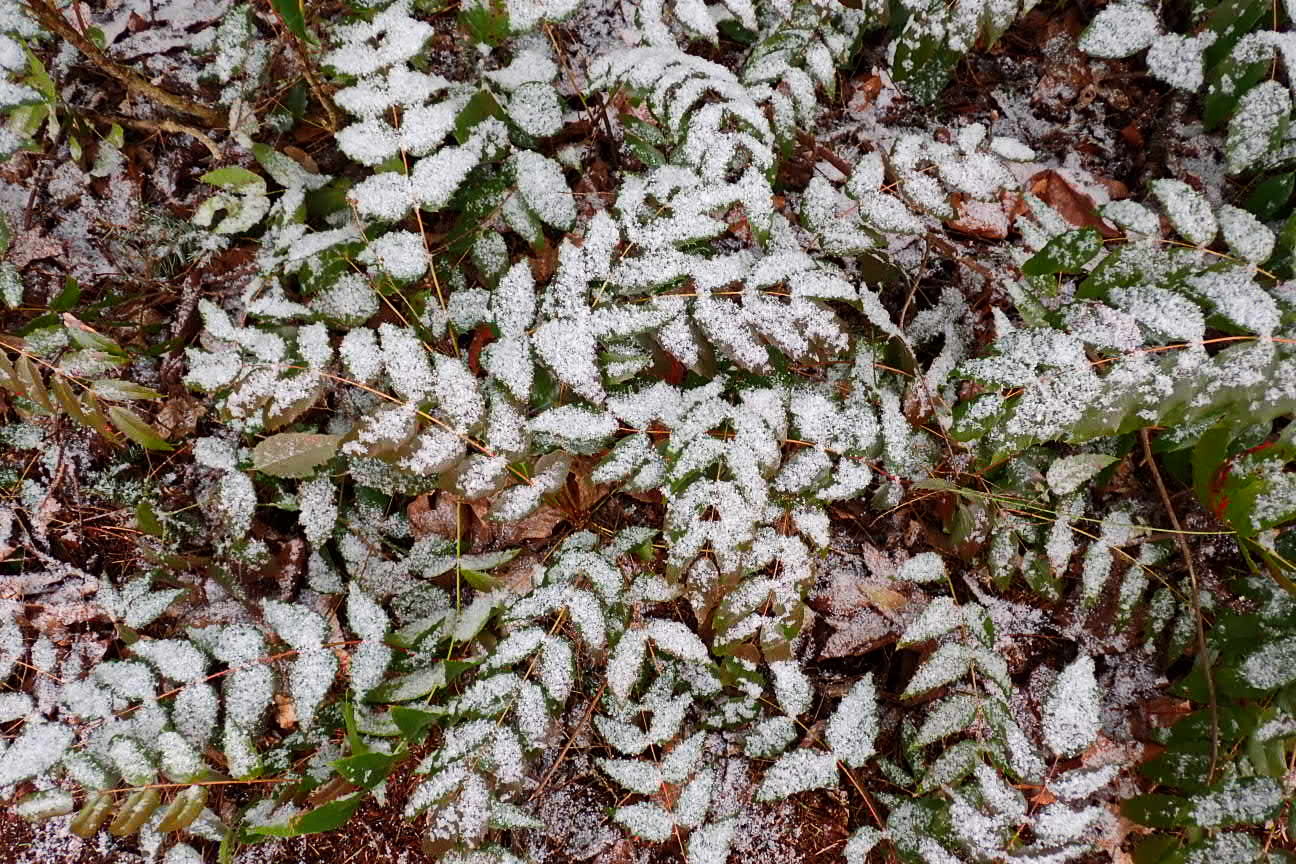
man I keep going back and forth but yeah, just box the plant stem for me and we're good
[1140,426,1219,783]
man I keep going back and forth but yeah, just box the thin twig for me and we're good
[84,111,222,160]
[529,679,608,802]
[1139,427,1219,783]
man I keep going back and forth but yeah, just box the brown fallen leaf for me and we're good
[1025,170,1119,238]
[8,229,63,269]
[466,323,494,376]
[153,394,205,439]
[274,692,297,730]
[949,193,1011,239]
[846,74,883,117]
[495,504,567,547]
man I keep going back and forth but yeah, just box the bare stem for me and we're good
[1139,426,1219,783]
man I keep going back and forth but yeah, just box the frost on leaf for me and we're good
[613,802,673,841]
[1042,655,1100,758]
[844,826,883,864]
[1150,179,1216,247]
[825,674,877,768]
[131,639,208,683]
[1217,204,1275,265]
[1225,81,1290,175]
[769,659,812,717]
[899,596,962,646]
[172,683,219,748]
[263,600,326,651]
[1046,454,1118,497]
[1146,32,1213,91]
[289,649,337,729]
[0,721,73,786]
[1078,3,1160,58]
[755,748,840,801]
[897,551,947,584]
[512,151,575,230]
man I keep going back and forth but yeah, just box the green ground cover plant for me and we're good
[0,0,1294,862]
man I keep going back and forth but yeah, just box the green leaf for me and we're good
[391,706,442,740]
[252,433,340,478]
[1244,172,1294,220]
[66,326,124,356]
[454,89,505,145]
[24,47,55,103]
[891,26,957,105]
[269,0,316,44]
[135,501,163,537]
[200,166,265,191]
[107,405,173,450]
[332,752,396,789]
[459,0,510,46]
[457,548,519,570]
[1133,835,1180,864]
[1140,744,1212,791]
[460,568,500,591]
[246,793,366,837]
[1022,229,1103,276]
[91,379,163,401]
[1121,793,1193,829]
[1190,424,1232,506]
[49,277,79,310]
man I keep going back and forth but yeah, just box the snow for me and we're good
[1150,179,1217,247]
[1146,32,1213,91]
[361,230,428,281]
[825,675,877,767]
[1078,3,1160,58]
[1217,204,1275,264]
[1043,655,1100,758]
[1226,80,1290,174]
[754,748,840,801]
[897,551,947,583]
